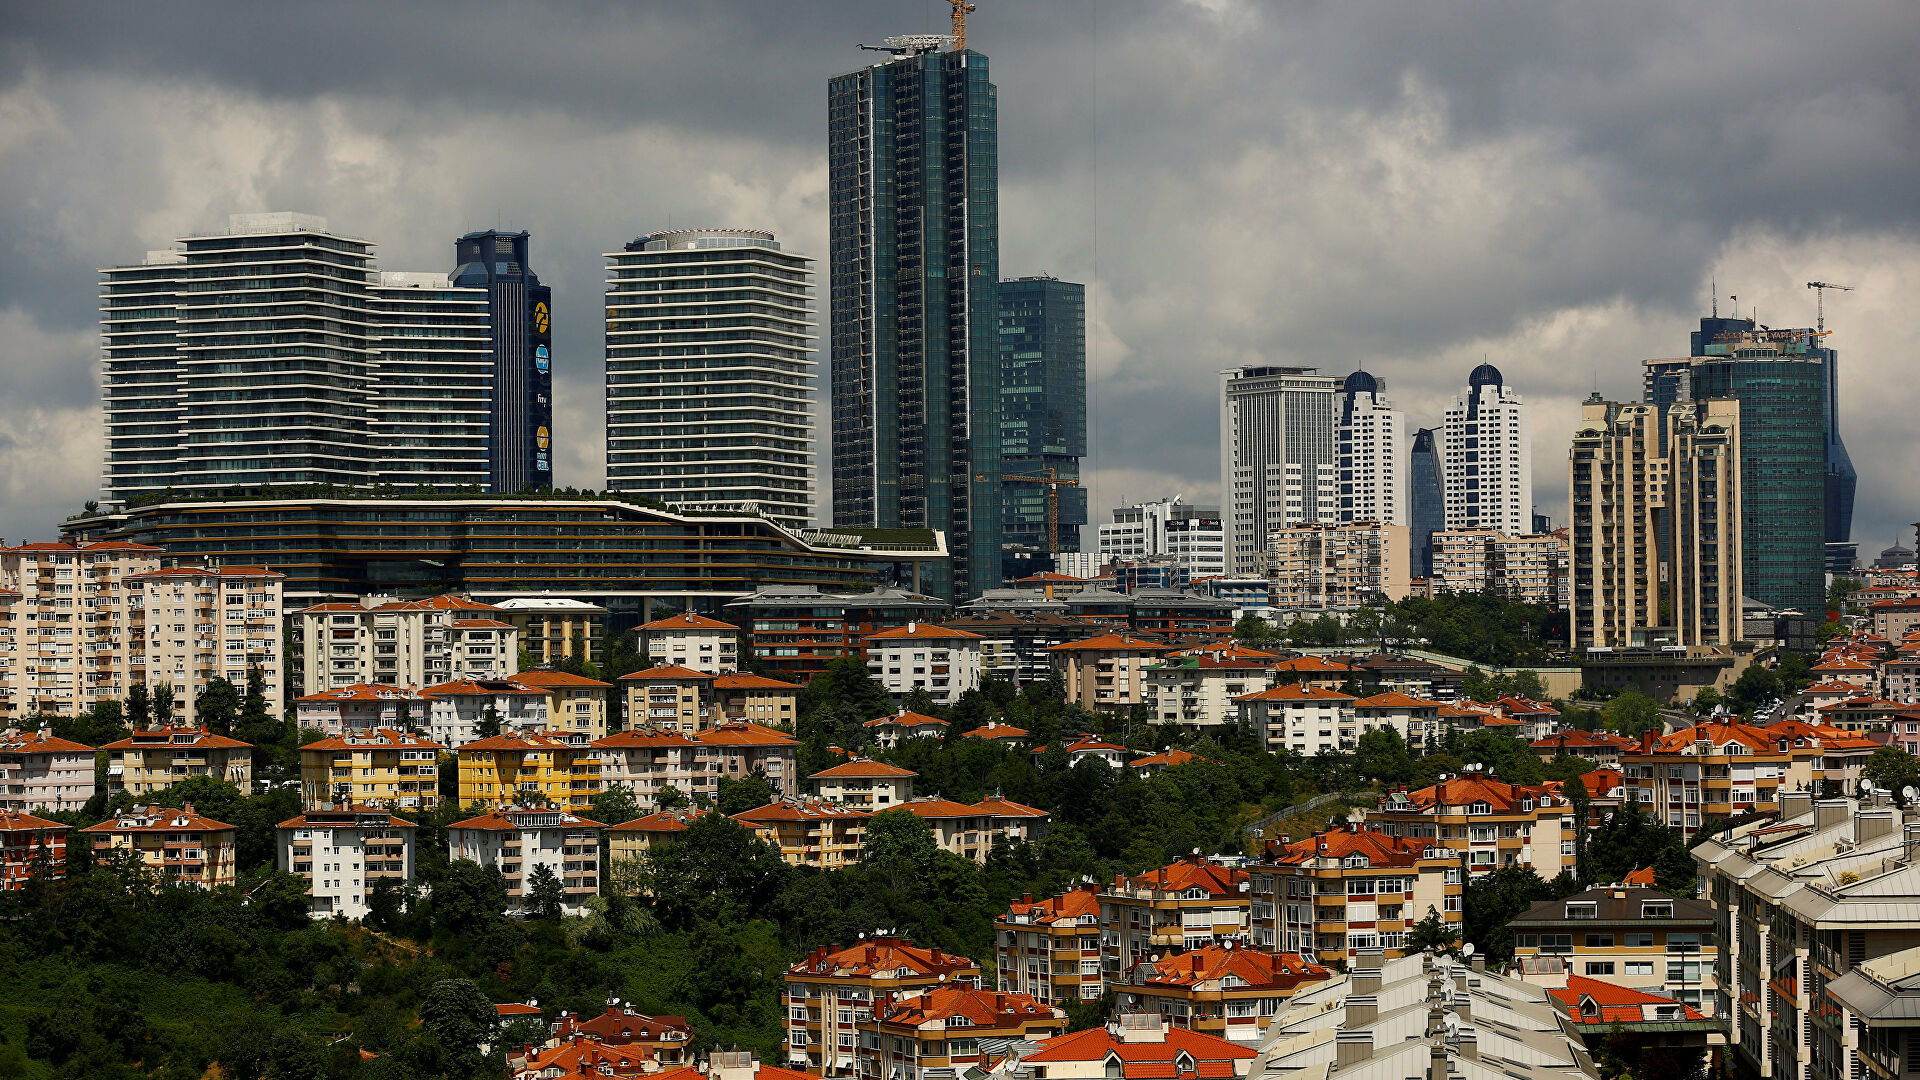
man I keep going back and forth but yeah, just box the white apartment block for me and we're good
[297,594,518,694]
[637,613,742,674]
[1430,530,1569,606]
[1220,366,1341,575]
[422,680,550,749]
[1443,364,1533,536]
[1269,522,1411,608]
[1096,496,1225,578]
[0,728,98,813]
[130,565,284,725]
[446,806,603,915]
[1236,684,1359,755]
[604,229,817,531]
[277,804,417,920]
[864,623,985,706]
[1335,372,1408,527]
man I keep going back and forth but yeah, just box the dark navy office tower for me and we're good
[1408,427,1444,579]
[997,276,1087,570]
[453,230,553,493]
[828,34,1001,599]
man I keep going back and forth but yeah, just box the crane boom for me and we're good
[1003,467,1079,557]
[949,0,976,51]
[1806,280,1855,334]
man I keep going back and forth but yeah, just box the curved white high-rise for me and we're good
[1335,370,1408,527]
[1442,364,1532,536]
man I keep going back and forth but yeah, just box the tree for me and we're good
[1407,908,1457,954]
[590,783,642,827]
[126,682,152,730]
[1602,690,1662,735]
[475,702,503,739]
[433,859,508,932]
[1354,728,1415,785]
[1234,613,1275,647]
[716,773,776,814]
[154,681,177,727]
[1542,755,1597,783]
[1829,576,1864,612]
[643,812,791,930]
[1509,670,1547,701]
[1726,663,1783,715]
[1862,746,1920,800]
[197,676,242,737]
[1461,864,1560,961]
[525,864,566,919]
[418,978,494,1080]
[656,784,690,811]
[859,809,944,893]
[1691,686,1723,716]
[394,698,416,734]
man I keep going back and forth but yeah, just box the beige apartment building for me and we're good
[1569,398,1742,648]
[1507,884,1719,1015]
[129,565,284,724]
[1268,522,1411,608]
[296,594,519,694]
[276,803,417,920]
[102,725,252,795]
[445,805,603,916]
[637,612,742,674]
[1101,855,1251,987]
[1249,825,1462,966]
[511,669,613,740]
[734,797,869,870]
[1430,529,1568,606]
[997,884,1105,1005]
[1362,774,1571,878]
[782,936,981,1075]
[619,665,716,732]
[83,802,238,888]
[809,759,916,809]
[0,727,97,813]
[1143,654,1275,727]
[1047,634,1170,712]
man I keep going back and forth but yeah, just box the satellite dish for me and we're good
[1444,1013,1461,1036]
[1461,942,1475,957]
[1904,786,1917,805]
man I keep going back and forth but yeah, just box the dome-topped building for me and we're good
[1342,369,1379,395]
[1443,364,1531,536]
[1334,369,1405,530]
[1875,542,1915,570]
[1469,362,1504,388]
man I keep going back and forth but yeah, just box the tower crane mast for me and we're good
[1003,467,1079,558]
[1806,281,1854,334]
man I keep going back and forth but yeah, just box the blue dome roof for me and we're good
[1343,370,1379,394]
[1469,363,1504,388]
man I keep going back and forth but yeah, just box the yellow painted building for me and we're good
[82,803,238,888]
[297,728,444,811]
[733,797,868,869]
[455,731,602,812]
[511,669,614,740]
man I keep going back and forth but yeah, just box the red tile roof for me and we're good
[275,805,416,829]
[101,725,250,750]
[974,795,1048,818]
[1131,748,1210,769]
[459,731,588,753]
[1047,634,1170,652]
[865,710,950,729]
[735,797,868,823]
[1263,826,1445,868]
[420,678,544,697]
[637,613,740,631]
[607,809,708,833]
[0,728,96,753]
[300,729,443,751]
[593,730,699,749]
[692,723,798,747]
[1352,691,1443,710]
[1269,656,1356,673]
[1235,684,1355,702]
[0,809,66,832]
[1124,854,1247,897]
[1021,1024,1257,1073]
[964,723,1029,740]
[713,673,803,690]
[552,1005,693,1043]
[865,623,984,641]
[1549,975,1707,1024]
[812,758,918,779]
[618,665,714,682]
[899,797,990,819]
[1402,775,1561,812]
[787,936,976,978]
[877,986,1061,1028]
[84,804,234,834]
[294,682,425,703]
[1134,945,1330,991]
[1005,883,1102,925]
[446,808,603,831]
[512,669,614,689]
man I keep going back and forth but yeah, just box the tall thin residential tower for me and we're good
[604,229,817,531]
[1334,371,1407,527]
[1219,366,1340,576]
[1441,364,1532,536]
[828,34,1001,598]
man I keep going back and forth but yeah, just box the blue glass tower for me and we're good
[453,230,553,493]
[1408,427,1444,578]
[997,275,1086,567]
[829,37,1001,599]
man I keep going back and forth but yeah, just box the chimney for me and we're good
[1857,809,1897,845]
[1816,800,1849,831]
[1352,970,1381,995]
[1469,956,1485,974]
[1335,1031,1373,1068]
[1450,990,1471,1021]
[1456,1026,1478,1061]
[1429,1041,1450,1080]
[1347,995,1377,1025]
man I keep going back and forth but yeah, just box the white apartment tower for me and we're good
[1219,366,1341,576]
[604,229,816,531]
[1334,371,1408,526]
[368,272,494,489]
[1442,364,1532,536]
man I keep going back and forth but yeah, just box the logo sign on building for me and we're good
[535,345,550,373]
[532,301,550,335]
[537,426,551,452]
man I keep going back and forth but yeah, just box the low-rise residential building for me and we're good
[864,623,985,706]
[781,936,981,1075]
[0,727,96,813]
[455,731,602,812]
[422,678,550,747]
[638,613,743,674]
[1619,720,1876,839]
[510,1038,654,1080]
[736,797,869,870]
[511,669,614,740]
[82,802,237,887]
[620,665,716,732]
[0,809,66,890]
[102,725,252,796]
[1117,945,1331,1043]
[1235,684,1358,755]
[550,1006,694,1067]
[713,673,802,727]
[1047,734,1130,767]
[692,722,800,797]
[997,884,1105,1005]
[593,729,706,809]
[1363,774,1572,878]
[1529,728,1637,767]
[1507,883,1718,1015]
[1431,529,1568,606]
[866,988,1066,1078]
[1131,748,1210,778]
[1351,692,1444,749]
[728,586,949,682]
[297,594,518,694]
[292,683,433,736]
[605,808,707,865]
[276,803,417,920]
[445,805,604,915]
[976,795,1050,844]
[491,596,607,670]
[298,729,443,811]
[1101,855,1251,986]
[809,760,916,809]
[1011,1015,1258,1080]
[1545,977,1714,1051]
[1249,825,1462,963]
[1048,634,1171,712]
[945,611,1101,687]
[864,709,949,748]
[898,798,998,862]
[964,722,1029,743]
[1144,654,1275,727]
[1267,655,1357,689]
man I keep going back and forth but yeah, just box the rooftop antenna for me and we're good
[1711,275,1718,318]
[1807,281,1854,335]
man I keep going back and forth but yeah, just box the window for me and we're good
[1565,902,1598,920]
[1585,962,1615,975]
[1642,902,1674,919]
[1585,934,1615,948]
[1625,933,1654,948]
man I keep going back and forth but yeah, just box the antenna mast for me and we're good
[949,0,977,51]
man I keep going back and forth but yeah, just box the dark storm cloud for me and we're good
[2,0,1918,547]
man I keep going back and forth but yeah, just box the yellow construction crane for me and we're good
[1003,467,1078,556]
[1807,280,1854,334]
[949,0,976,51]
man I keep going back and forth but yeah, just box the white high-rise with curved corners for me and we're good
[1442,364,1532,536]
[604,229,816,531]
[1335,370,1408,527]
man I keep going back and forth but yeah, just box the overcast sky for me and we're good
[3,1,1918,555]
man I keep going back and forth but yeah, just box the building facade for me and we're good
[0,540,161,721]
[1100,855,1251,987]
[455,731,602,812]
[1250,826,1461,964]
[637,613,743,674]
[297,595,518,695]
[129,565,284,724]
[445,806,603,915]
[829,37,1002,599]
[1335,372,1407,528]
[102,726,252,796]
[1507,884,1719,1015]
[1047,634,1170,712]
[1408,427,1445,578]
[452,229,554,493]
[83,803,237,888]
[863,623,984,706]
[276,804,417,919]
[782,936,980,1075]
[367,270,495,490]
[0,810,66,890]
[726,586,949,681]
[1097,497,1224,579]
[0,728,97,813]
[298,729,442,811]
[1430,529,1569,607]
[1268,522,1411,608]
[998,276,1088,560]
[1442,364,1532,537]
[997,884,1104,1005]
[1220,366,1341,576]
[604,229,815,529]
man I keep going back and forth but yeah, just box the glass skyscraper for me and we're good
[996,275,1086,565]
[828,36,1001,599]
[452,230,554,493]
[1689,331,1828,614]
[1408,427,1444,578]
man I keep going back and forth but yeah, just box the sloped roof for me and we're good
[974,795,1048,818]
[300,729,443,751]
[811,759,918,779]
[1006,884,1102,926]
[618,664,714,682]
[1269,655,1355,673]
[593,729,699,749]
[101,726,250,750]
[877,986,1061,1028]
[1352,691,1443,710]
[459,731,587,752]
[1133,945,1329,990]
[713,673,803,690]
[446,808,603,831]
[692,722,798,746]
[1125,854,1246,896]
[0,728,95,753]
[0,809,66,832]
[294,682,425,703]
[865,710,949,729]
[1131,748,1211,769]
[276,805,415,829]
[1402,775,1560,811]
[787,935,975,978]
[638,613,740,631]
[1235,684,1355,702]
[512,669,614,689]
[607,809,708,833]
[1021,1024,1257,1069]
[420,678,544,696]
[1047,634,1169,652]
[1549,975,1707,1024]
[866,623,984,641]
[1263,826,1443,868]
[736,797,868,823]
[84,804,234,834]
[963,723,1029,740]
[900,797,990,819]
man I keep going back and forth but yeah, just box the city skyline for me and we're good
[3,3,1919,554]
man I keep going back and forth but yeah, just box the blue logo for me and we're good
[535,345,550,373]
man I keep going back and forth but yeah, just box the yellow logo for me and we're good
[537,426,551,451]
[532,302,550,333]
